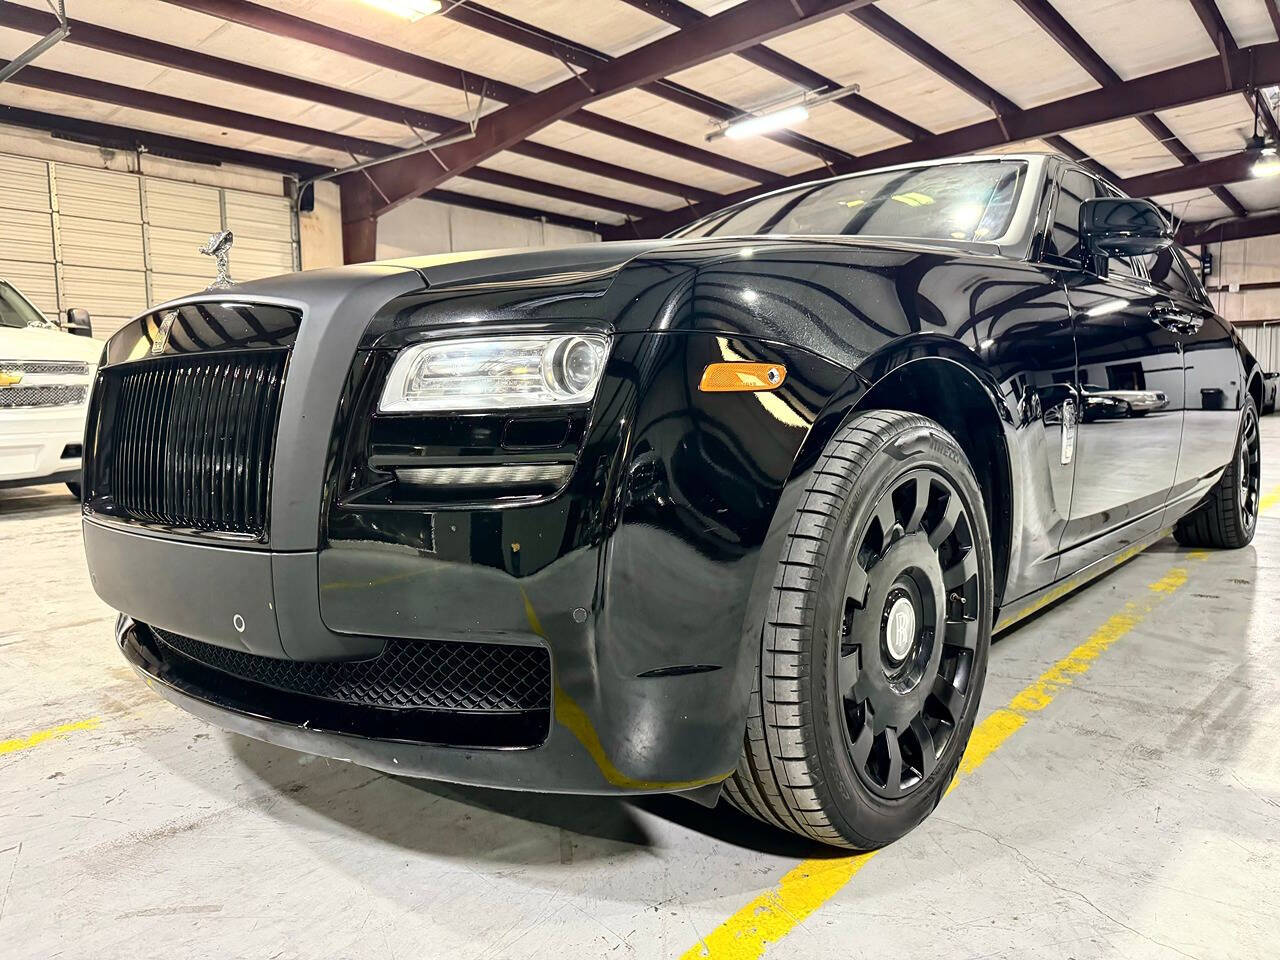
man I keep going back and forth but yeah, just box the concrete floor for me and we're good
[2,421,1278,960]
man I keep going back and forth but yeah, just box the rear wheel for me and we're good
[1174,397,1260,549]
[724,410,993,849]
[66,482,81,500]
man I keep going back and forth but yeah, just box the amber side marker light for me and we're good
[698,362,787,392]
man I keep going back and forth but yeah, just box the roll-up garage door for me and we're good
[0,150,300,340]
[55,165,149,342]
[144,178,223,306]
[0,155,57,318]
[224,190,298,281]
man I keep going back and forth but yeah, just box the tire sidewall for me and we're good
[806,419,994,845]
[1237,396,1261,540]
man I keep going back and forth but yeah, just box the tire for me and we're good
[1174,396,1261,549]
[66,482,82,500]
[724,410,994,850]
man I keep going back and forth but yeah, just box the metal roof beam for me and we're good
[459,167,659,220]
[357,0,877,216]
[445,1,855,167]
[426,188,604,234]
[153,0,775,190]
[620,0,930,141]
[0,59,645,221]
[0,2,704,213]
[848,7,1122,183]
[0,103,328,176]
[605,41,1280,237]
[1010,0,1245,215]
[1119,150,1258,196]
[1187,0,1239,55]
[1178,210,1280,244]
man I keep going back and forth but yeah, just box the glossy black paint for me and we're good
[1080,196,1174,258]
[86,155,1260,795]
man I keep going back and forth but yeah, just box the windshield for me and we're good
[675,160,1027,242]
[0,281,49,329]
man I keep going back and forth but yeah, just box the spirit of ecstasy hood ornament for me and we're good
[199,230,235,289]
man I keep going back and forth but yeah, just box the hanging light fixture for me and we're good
[357,0,442,20]
[1247,89,1280,176]
[1253,146,1280,177]
[724,105,811,140]
[708,83,861,141]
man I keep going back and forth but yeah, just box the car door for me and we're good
[1140,245,1243,515]
[1047,168,1185,573]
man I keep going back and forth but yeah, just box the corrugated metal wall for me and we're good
[0,151,298,340]
[376,196,600,261]
[1239,323,1280,374]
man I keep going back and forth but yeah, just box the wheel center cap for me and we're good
[885,596,917,663]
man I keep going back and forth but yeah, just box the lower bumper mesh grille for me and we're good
[151,627,551,713]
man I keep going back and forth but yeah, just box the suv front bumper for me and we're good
[0,405,85,488]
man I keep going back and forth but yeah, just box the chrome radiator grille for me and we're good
[95,350,287,537]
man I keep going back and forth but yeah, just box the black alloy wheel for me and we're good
[838,468,982,799]
[1239,404,1261,536]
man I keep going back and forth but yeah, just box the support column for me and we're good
[339,177,378,264]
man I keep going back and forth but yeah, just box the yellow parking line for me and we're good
[0,718,101,757]
[1261,483,1280,515]
[679,558,1202,960]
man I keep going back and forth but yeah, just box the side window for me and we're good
[1045,169,1138,277]
[1139,247,1193,298]
[1046,169,1094,263]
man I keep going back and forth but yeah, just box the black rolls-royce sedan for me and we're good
[82,154,1262,850]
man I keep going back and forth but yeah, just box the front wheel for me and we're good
[1174,396,1260,549]
[66,482,82,500]
[724,410,994,850]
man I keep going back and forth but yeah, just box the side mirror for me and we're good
[64,307,92,338]
[1080,197,1173,258]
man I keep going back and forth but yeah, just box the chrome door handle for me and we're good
[1060,396,1077,466]
[1150,303,1203,335]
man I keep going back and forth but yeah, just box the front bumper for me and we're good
[116,610,735,795]
[0,405,85,487]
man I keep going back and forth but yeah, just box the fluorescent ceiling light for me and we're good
[725,105,809,140]
[357,0,442,20]
[1252,148,1280,178]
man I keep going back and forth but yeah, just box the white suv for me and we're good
[0,280,101,497]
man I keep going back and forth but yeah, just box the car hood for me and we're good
[144,233,1003,324]
[0,325,102,362]
[381,239,684,288]
[384,234,1002,285]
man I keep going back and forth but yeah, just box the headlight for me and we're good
[378,333,609,412]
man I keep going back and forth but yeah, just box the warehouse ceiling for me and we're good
[2,0,1280,241]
